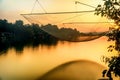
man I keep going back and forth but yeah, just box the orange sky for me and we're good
[0,0,115,32]
[0,1,118,79]
[0,0,105,23]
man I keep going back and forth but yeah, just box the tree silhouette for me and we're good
[95,0,120,26]
[95,0,120,79]
[0,19,81,54]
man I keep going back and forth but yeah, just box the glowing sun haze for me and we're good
[0,0,105,23]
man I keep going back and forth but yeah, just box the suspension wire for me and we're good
[22,15,33,24]
[22,0,96,24]
[57,12,92,24]
[22,0,111,26]
[63,22,114,24]
[36,0,47,13]
[30,15,42,24]
[21,10,95,15]
[31,0,37,13]
[61,12,91,27]
[75,1,96,8]
[53,14,84,24]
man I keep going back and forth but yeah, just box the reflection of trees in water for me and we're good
[0,19,107,55]
[0,19,85,54]
[0,19,58,55]
[0,37,58,55]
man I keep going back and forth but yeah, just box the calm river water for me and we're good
[0,37,116,80]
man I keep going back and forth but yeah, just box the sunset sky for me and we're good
[0,1,118,79]
[0,0,106,23]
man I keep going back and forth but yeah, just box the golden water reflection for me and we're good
[0,37,117,80]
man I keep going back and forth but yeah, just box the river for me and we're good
[0,37,116,80]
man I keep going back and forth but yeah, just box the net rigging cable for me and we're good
[21,0,113,42]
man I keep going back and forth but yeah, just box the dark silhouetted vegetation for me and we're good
[0,19,58,54]
[41,24,80,41]
[0,19,80,54]
[95,0,120,79]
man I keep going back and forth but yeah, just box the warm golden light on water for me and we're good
[0,0,118,79]
[0,37,117,79]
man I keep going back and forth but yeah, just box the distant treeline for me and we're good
[0,19,80,54]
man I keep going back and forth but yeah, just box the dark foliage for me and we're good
[95,0,120,79]
[0,19,59,54]
[0,19,80,54]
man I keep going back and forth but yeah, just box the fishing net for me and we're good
[21,11,94,26]
[21,12,114,42]
[21,0,114,42]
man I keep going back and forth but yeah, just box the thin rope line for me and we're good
[63,22,114,24]
[31,0,37,13]
[21,10,95,15]
[75,1,96,8]
[36,0,47,13]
